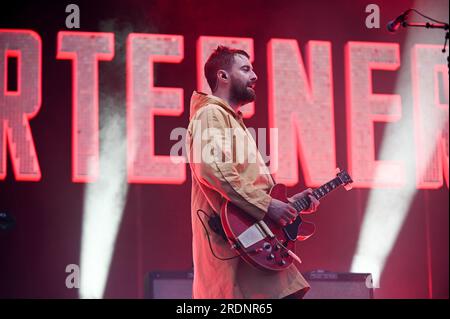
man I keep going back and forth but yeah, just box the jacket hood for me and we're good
[189,91,242,120]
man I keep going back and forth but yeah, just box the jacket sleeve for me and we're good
[188,105,271,221]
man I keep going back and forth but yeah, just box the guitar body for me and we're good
[220,169,353,272]
[220,183,316,272]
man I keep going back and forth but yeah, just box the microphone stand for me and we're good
[402,21,449,73]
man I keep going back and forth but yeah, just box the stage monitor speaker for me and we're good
[144,269,373,299]
[303,270,374,299]
[145,270,193,299]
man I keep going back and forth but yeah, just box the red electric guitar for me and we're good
[220,168,353,272]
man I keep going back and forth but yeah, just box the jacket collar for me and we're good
[189,91,243,121]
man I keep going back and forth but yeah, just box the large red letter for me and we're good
[127,33,185,184]
[57,31,114,183]
[345,41,403,188]
[267,39,336,186]
[0,29,41,181]
[412,44,449,189]
[197,36,254,118]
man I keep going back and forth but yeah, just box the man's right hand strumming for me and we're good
[267,198,298,227]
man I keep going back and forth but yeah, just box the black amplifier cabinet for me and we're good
[303,270,374,299]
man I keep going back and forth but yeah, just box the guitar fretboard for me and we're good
[291,177,344,212]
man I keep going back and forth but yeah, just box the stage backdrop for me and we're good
[0,0,448,298]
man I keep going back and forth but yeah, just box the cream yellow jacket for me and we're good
[186,91,309,299]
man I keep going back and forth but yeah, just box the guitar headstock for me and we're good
[335,168,353,191]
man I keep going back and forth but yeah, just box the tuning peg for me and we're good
[335,167,341,174]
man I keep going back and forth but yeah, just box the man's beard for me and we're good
[230,80,255,106]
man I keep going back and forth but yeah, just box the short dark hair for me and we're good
[204,45,250,92]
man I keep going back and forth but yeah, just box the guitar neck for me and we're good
[291,177,344,212]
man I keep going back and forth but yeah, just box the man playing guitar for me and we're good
[186,45,320,299]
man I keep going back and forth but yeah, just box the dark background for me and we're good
[0,0,448,298]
